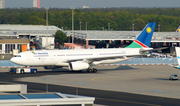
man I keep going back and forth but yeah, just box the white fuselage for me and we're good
[11,48,143,67]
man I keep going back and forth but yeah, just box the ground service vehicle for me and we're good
[9,68,37,74]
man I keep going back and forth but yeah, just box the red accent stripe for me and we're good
[135,40,148,48]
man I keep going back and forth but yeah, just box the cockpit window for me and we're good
[14,55,21,57]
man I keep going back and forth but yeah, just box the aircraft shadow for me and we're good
[0,66,138,80]
[97,66,138,72]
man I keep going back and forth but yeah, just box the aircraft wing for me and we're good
[63,48,153,63]
[63,54,141,63]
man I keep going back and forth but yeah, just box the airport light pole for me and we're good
[86,22,87,30]
[108,23,110,31]
[80,21,81,30]
[132,24,134,31]
[158,24,160,32]
[71,7,75,49]
[45,7,49,49]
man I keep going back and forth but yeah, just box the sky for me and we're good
[4,0,180,8]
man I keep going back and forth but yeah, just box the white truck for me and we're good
[9,68,37,74]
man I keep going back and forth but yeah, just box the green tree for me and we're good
[1,8,180,31]
[131,18,145,30]
[27,15,46,25]
[55,30,67,45]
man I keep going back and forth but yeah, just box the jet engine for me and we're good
[43,66,63,69]
[69,62,89,71]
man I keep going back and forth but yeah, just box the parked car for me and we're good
[169,74,178,80]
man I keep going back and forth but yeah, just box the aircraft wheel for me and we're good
[89,69,93,73]
[93,68,97,73]
[86,69,90,73]
[87,68,92,73]
[34,70,37,73]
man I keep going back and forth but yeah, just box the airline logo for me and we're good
[176,26,180,32]
[134,27,152,48]
[33,52,48,55]
[146,27,152,33]
[125,23,156,48]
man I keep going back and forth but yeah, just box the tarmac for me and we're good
[10,65,180,99]
[1,65,180,105]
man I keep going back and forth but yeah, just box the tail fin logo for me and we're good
[146,27,152,33]
[176,26,180,32]
[125,23,156,48]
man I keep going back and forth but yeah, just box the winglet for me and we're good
[174,47,180,69]
[125,23,156,48]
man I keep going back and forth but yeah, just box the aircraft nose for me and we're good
[10,57,16,63]
[10,57,23,65]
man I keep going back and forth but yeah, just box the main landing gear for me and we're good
[86,68,97,73]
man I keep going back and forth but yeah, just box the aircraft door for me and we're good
[27,52,33,61]
[27,52,31,60]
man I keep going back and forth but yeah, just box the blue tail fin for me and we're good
[176,26,180,32]
[174,47,180,69]
[126,23,156,48]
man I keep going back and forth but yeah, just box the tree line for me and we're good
[1,7,180,31]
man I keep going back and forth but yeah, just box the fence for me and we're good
[0,58,178,68]
[0,60,23,68]
[98,57,178,66]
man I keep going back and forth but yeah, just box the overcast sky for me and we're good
[5,0,180,8]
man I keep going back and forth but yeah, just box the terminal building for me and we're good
[64,30,180,53]
[0,24,60,54]
[0,24,180,54]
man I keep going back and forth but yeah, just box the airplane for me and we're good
[173,47,180,69]
[176,26,180,32]
[10,23,156,73]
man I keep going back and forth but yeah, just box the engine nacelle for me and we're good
[44,66,63,69]
[69,62,89,71]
